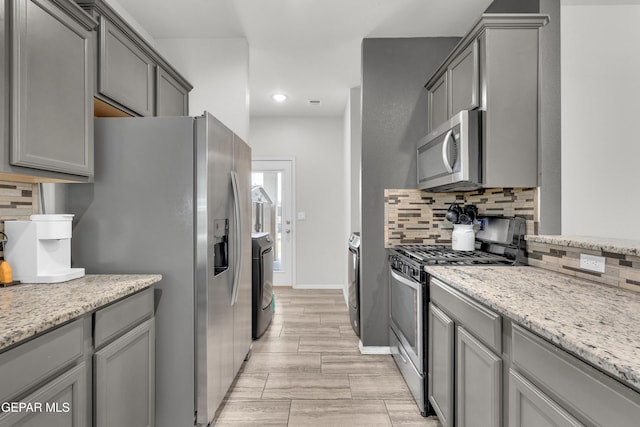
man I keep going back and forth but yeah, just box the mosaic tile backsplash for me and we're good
[0,181,38,257]
[526,238,640,294]
[384,187,537,247]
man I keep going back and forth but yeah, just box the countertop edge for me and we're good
[525,234,640,256]
[0,274,162,352]
[425,265,640,392]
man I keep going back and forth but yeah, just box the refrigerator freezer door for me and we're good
[232,135,252,375]
[195,114,235,425]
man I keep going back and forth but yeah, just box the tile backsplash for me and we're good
[526,238,640,294]
[0,181,38,256]
[384,187,537,247]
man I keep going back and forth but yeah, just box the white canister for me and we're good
[452,224,475,251]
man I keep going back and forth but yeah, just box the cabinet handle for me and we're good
[441,129,455,173]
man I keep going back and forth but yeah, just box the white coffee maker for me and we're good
[4,214,85,283]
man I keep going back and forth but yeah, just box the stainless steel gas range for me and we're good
[388,216,526,416]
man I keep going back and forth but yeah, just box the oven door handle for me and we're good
[390,269,420,291]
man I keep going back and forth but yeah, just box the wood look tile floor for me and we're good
[214,288,442,426]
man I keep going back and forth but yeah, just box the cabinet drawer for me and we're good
[94,287,154,349]
[512,324,640,427]
[429,277,501,353]
[0,319,84,403]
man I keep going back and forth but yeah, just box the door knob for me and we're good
[286,229,291,234]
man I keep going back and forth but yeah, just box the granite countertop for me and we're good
[525,235,640,256]
[425,265,640,391]
[0,274,162,352]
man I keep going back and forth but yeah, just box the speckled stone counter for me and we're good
[526,235,640,256]
[0,274,161,351]
[425,265,640,391]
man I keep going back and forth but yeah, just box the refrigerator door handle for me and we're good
[230,170,241,306]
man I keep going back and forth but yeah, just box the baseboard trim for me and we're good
[359,342,392,355]
[293,284,344,290]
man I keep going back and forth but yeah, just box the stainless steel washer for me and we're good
[348,232,361,337]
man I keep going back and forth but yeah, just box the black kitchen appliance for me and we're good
[388,216,525,416]
[252,232,274,339]
[348,232,361,337]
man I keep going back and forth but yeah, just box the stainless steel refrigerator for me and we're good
[66,112,252,426]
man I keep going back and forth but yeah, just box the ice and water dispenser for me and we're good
[4,214,85,283]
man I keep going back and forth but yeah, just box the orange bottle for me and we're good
[0,260,12,284]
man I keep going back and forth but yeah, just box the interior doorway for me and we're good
[251,159,295,287]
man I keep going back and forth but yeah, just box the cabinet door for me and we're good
[10,0,94,176]
[456,326,501,427]
[448,40,479,117]
[156,66,188,116]
[94,318,155,427]
[0,363,87,427]
[509,370,584,427]
[427,73,447,133]
[428,303,454,427]
[98,17,154,116]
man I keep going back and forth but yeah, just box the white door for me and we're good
[251,159,295,287]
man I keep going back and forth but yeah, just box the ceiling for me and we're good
[113,0,494,117]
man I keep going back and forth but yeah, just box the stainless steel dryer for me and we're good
[252,232,274,338]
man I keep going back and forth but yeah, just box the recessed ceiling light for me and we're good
[272,93,287,102]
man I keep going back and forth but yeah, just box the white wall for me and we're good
[561,4,640,240]
[155,39,250,141]
[250,117,347,288]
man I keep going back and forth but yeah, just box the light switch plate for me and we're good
[297,211,306,220]
[579,254,606,273]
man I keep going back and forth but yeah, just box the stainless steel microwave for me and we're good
[417,110,481,191]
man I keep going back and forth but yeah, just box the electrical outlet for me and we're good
[579,254,606,273]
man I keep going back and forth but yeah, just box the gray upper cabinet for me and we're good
[5,0,96,180]
[424,14,548,187]
[427,40,478,134]
[99,17,154,116]
[77,0,192,117]
[156,66,189,116]
[427,74,447,133]
[448,40,479,118]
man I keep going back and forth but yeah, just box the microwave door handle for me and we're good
[441,129,455,173]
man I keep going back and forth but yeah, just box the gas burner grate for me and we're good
[394,245,513,265]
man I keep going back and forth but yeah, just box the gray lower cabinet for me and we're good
[0,363,87,427]
[0,288,155,427]
[509,369,583,427]
[456,326,501,427]
[94,318,155,427]
[4,0,96,180]
[429,278,503,427]
[93,287,155,427]
[511,324,640,427]
[428,303,454,427]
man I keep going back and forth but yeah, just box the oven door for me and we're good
[389,267,424,373]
